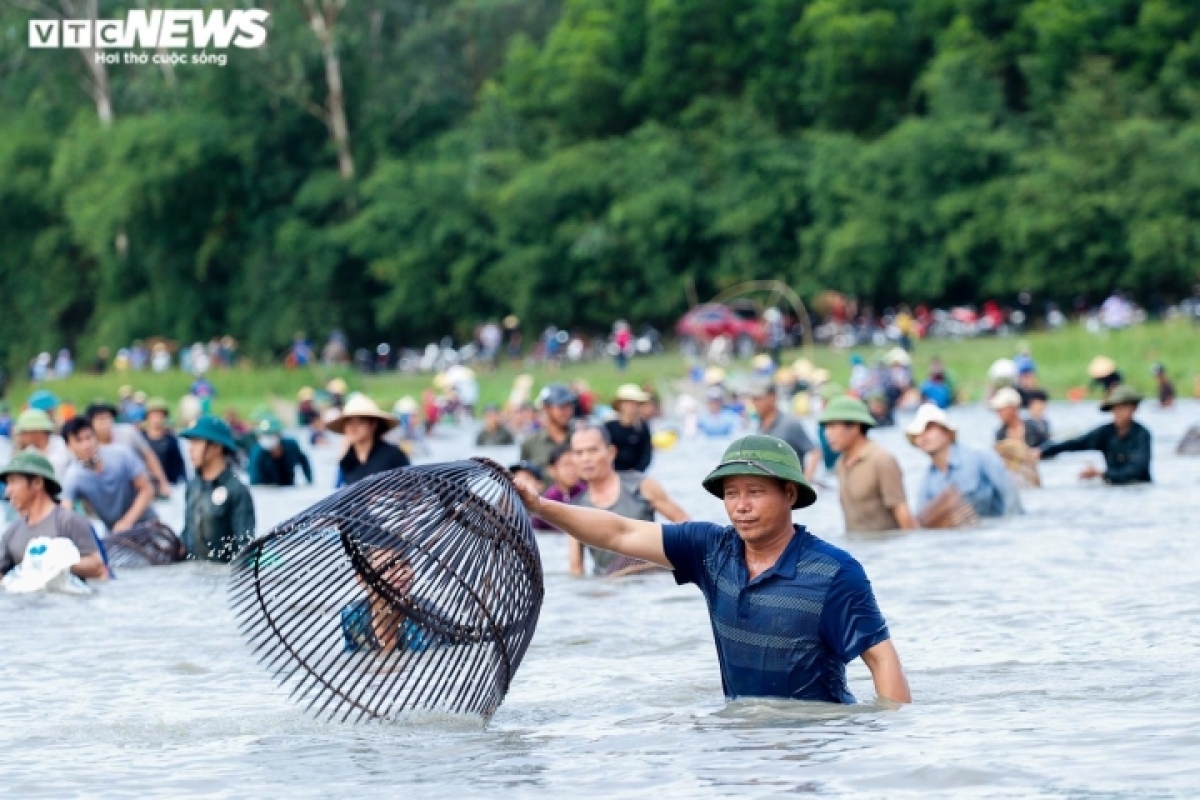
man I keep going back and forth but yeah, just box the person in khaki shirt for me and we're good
[820,396,917,532]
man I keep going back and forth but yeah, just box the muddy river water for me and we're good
[2,401,1198,797]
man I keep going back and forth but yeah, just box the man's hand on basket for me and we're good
[511,471,543,515]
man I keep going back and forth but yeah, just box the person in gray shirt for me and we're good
[749,382,814,461]
[60,418,157,533]
[0,450,106,579]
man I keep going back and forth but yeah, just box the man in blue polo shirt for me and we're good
[512,434,910,705]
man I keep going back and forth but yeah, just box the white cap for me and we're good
[905,403,958,444]
[989,387,1023,410]
[988,358,1018,383]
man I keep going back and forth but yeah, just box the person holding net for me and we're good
[512,434,911,705]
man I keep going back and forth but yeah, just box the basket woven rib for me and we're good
[917,485,980,530]
[994,439,1041,488]
[105,522,186,567]
[229,457,544,722]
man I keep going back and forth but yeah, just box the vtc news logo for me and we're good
[29,10,270,49]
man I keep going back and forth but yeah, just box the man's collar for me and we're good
[747,524,810,583]
[340,439,378,468]
[585,468,619,494]
[947,443,963,468]
[929,443,961,473]
[201,463,232,484]
[843,439,876,469]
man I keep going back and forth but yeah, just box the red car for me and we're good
[675,304,768,356]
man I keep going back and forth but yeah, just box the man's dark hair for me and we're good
[85,402,117,421]
[820,420,871,436]
[547,442,572,466]
[569,420,611,446]
[61,417,93,441]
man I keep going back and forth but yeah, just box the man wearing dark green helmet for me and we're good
[820,395,917,533]
[513,434,911,705]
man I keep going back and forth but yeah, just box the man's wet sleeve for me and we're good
[786,420,814,459]
[819,560,891,663]
[661,522,722,590]
[1040,427,1102,459]
[231,486,257,552]
[0,523,14,574]
[121,445,147,480]
[63,512,98,557]
[297,446,313,483]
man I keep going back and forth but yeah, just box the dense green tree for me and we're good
[2,0,1200,374]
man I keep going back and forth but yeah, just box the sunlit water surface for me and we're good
[3,401,1199,797]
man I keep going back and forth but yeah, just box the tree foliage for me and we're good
[2,0,1199,368]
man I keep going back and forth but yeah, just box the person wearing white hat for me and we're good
[1087,356,1122,393]
[991,387,1049,448]
[987,358,1019,394]
[884,347,911,368]
[605,384,654,473]
[907,404,1016,518]
[329,395,409,486]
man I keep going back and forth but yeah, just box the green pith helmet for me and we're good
[702,434,817,510]
[145,397,170,414]
[818,395,876,428]
[14,409,55,434]
[1100,384,1143,411]
[180,414,240,454]
[0,450,61,498]
[255,414,283,435]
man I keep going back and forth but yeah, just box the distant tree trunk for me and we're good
[9,0,114,125]
[302,0,355,181]
[61,0,114,125]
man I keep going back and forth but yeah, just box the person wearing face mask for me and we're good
[247,415,313,487]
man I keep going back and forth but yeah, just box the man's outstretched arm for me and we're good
[513,475,670,568]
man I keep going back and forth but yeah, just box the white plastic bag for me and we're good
[2,536,91,595]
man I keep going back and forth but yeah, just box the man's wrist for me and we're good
[529,494,546,517]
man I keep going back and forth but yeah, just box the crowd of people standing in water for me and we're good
[0,379,419,584]
[1,336,1195,708]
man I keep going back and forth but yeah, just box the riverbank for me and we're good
[6,321,1196,416]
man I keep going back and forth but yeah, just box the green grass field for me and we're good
[6,321,1197,419]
